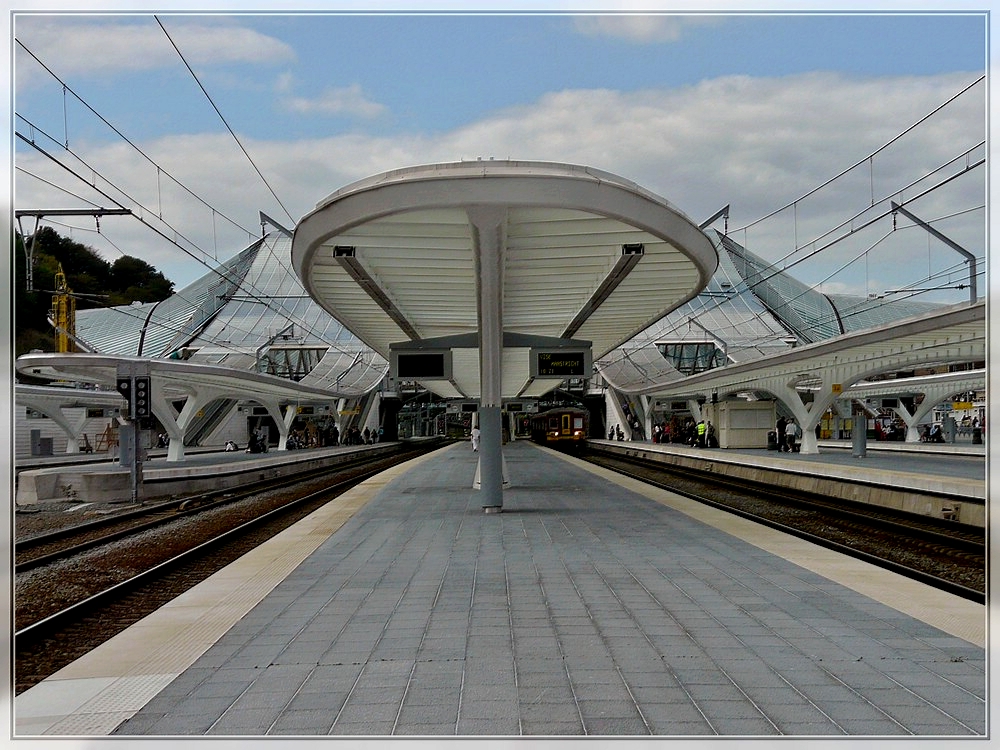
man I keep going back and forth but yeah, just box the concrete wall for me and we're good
[703,400,776,449]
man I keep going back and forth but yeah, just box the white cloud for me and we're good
[14,17,295,83]
[572,13,724,44]
[282,83,387,119]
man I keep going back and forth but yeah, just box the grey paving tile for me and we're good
[833,718,912,735]
[646,718,717,735]
[392,721,458,735]
[708,716,780,735]
[457,699,520,720]
[403,686,463,707]
[268,708,334,734]
[165,694,239,717]
[285,690,343,712]
[207,707,281,734]
[146,713,219,734]
[573,682,632,703]
[457,717,522,734]
[395,701,458,725]
[584,716,651,734]
[328,720,395,735]
[777,721,847,736]
[520,719,585,735]
[576,698,643,719]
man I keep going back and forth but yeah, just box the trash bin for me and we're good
[767,431,778,450]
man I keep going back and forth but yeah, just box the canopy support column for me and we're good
[17,396,88,453]
[159,386,227,462]
[469,206,507,512]
[256,398,292,451]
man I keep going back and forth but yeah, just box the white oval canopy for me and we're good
[292,160,718,400]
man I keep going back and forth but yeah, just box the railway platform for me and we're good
[591,438,986,527]
[14,440,407,506]
[14,440,985,738]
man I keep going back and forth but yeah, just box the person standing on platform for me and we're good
[785,418,799,453]
[696,419,707,448]
[776,415,787,452]
[471,425,481,452]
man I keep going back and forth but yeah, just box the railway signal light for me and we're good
[134,376,151,418]
[116,377,131,401]
[115,374,152,419]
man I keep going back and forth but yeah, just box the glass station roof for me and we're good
[596,230,941,392]
[73,221,943,400]
[73,231,388,396]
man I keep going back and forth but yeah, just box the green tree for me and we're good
[108,256,174,305]
[13,228,175,357]
[29,226,111,304]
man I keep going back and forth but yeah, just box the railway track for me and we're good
[583,448,985,604]
[14,440,446,695]
[15,448,410,572]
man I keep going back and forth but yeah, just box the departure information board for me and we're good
[392,350,451,379]
[533,350,589,377]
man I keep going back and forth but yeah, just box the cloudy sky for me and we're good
[9,8,987,307]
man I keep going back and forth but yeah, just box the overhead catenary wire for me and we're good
[730,74,985,238]
[675,144,986,356]
[149,16,305,287]
[680,77,987,349]
[19,26,320,353]
[12,27,361,379]
[16,127,360,358]
[651,145,984,357]
[16,111,300,334]
[15,40,260,244]
[153,15,296,226]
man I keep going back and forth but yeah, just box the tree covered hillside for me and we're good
[13,227,175,357]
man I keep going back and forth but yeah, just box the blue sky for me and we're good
[9,10,988,301]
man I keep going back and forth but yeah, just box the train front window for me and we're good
[548,417,559,430]
[573,416,584,430]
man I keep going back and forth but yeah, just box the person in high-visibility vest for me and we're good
[696,419,707,448]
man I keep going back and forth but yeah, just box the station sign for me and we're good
[447,401,537,414]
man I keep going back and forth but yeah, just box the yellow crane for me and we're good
[50,263,76,353]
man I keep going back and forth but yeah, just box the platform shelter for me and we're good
[16,352,357,462]
[291,160,719,509]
